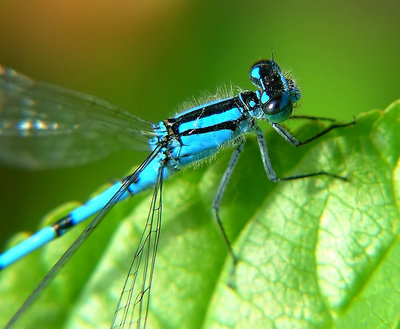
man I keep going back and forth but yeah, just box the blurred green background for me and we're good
[0,0,399,247]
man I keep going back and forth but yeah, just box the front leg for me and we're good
[256,127,347,182]
[271,118,355,147]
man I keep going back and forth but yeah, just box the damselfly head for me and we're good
[249,59,301,123]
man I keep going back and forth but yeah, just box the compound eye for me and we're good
[263,94,283,115]
[262,93,293,123]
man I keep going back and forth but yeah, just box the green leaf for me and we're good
[1,100,399,329]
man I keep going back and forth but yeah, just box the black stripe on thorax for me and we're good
[179,114,248,136]
[163,96,247,140]
[174,96,241,125]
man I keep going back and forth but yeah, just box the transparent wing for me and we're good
[0,65,156,169]
[4,146,162,328]
[111,165,163,329]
